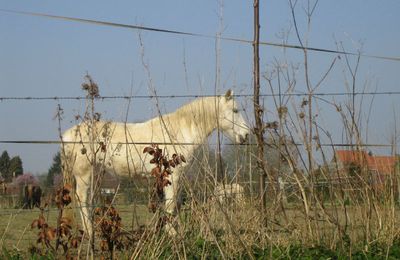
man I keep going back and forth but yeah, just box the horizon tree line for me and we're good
[0,150,23,182]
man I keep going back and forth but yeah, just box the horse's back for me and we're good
[61,117,196,178]
[61,121,153,177]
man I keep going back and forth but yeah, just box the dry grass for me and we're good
[0,204,151,256]
[0,185,399,259]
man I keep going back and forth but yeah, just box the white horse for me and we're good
[61,90,250,235]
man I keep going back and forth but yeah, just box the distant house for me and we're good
[331,150,398,191]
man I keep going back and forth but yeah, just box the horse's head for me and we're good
[218,90,250,144]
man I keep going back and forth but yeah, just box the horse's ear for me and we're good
[225,89,233,101]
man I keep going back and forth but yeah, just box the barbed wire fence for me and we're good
[0,6,398,168]
[0,85,399,209]
[0,6,399,256]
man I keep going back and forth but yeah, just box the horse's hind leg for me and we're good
[75,174,92,237]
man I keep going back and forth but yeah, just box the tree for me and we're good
[223,133,298,198]
[9,156,23,180]
[13,172,38,186]
[46,152,62,188]
[0,151,10,181]
[185,146,218,178]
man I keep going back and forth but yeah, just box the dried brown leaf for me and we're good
[31,219,39,229]
[180,155,186,163]
[143,146,155,154]
[46,228,56,240]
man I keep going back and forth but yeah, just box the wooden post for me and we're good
[253,0,267,212]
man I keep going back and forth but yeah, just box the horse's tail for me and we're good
[60,133,76,223]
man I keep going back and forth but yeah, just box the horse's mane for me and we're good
[164,96,219,131]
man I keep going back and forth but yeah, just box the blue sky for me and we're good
[0,0,399,173]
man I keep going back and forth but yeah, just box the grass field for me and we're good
[0,204,153,259]
[0,199,399,259]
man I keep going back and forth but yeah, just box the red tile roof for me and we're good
[334,150,397,174]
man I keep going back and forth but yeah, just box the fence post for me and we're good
[253,0,267,216]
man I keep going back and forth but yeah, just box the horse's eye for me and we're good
[233,108,239,114]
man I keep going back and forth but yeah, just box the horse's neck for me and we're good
[149,97,219,143]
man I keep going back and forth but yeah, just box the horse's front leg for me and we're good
[75,174,92,238]
[164,170,182,235]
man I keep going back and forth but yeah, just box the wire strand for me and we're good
[1,9,399,62]
[0,140,394,147]
[1,91,400,101]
